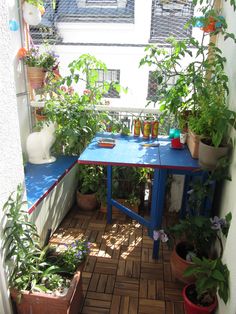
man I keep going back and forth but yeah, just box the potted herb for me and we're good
[183,257,229,314]
[168,212,231,284]
[187,69,236,169]
[3,184,89,314]
[76,164,104,211]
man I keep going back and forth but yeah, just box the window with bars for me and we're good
[95,69,120,98]
[150,0,193,42]
[86,0,118,5]
[147,71,176,101]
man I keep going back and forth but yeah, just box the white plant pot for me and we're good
[22,2,42,26]
[199,140,229,170]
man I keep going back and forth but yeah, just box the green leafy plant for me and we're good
[168,213,232,259]
[139,0,236,147]
[77,165,104,194]
[46,240,90,274]
[44,54,120,155]
[2,184,89,294]
[184,257,229,306]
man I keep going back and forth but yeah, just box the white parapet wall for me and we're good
[29,164,78,246]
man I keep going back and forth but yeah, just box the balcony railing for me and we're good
[95,105,173,135]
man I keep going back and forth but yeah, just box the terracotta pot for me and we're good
[170,242,195,284]
[76,190,99,211]
[199,140,229,170]
[183,284,217,314]
[35,108,47,121]
[11,266,84,314]
[27,67,46,89]
[186,130,200,159]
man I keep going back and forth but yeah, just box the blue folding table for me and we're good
[78,132,202,258]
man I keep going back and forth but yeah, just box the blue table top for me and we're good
[25,156,78,212]
[78,133,200,170]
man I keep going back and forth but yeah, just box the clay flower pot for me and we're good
[11,265,84,314]
[27,67,46,89]
[170,242,195,284]
[186,130,200,159]
[183,284,217,314]
[76,190,99,211]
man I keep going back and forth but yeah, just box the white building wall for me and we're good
[58,0,152,44]
[55,1,202,110]
[0,0,25,313]
[216,3,236,314]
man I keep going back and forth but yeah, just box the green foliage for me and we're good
[2,185,89,294]
[26,0,44,8]
[23,47,58,70]
[46,240,90,274]
[77,165,104,194]
[168,213,231,258]
[44,54,120,155]
[140,1,236,147]
[184,257,230,305]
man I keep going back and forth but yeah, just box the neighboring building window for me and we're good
[73,0,134,23]
[147,71,176,101]
[97,69,120,98]
[86,0,118,5]
[150,0,193,42]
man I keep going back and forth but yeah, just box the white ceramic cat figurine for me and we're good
[26,122,56,164]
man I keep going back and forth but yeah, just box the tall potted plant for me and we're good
[3,184,89,314]
[139,2,236,162]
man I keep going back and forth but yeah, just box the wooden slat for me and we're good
[139,299,165,314]
[129,297,138,314]
[110,295,121,314]
[105,275,116,294]
[139,279,148,298]
[120,296,129,314]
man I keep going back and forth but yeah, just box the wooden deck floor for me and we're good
[50,207,185,314]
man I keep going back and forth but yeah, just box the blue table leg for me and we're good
[151,168,168,259]
[107,165,112,224]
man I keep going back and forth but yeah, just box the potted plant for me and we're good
[187,71,236,169]
[167,212,231,284]
[183,256,229,314]
[139,1,236,161]
[3,184,89,314]
[20,46,58,89]
[76,164,104,211]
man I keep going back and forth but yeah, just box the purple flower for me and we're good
[76,251,82,258]
[210,216,226,230]
[153,230,168,242]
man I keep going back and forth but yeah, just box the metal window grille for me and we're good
[95,69,120,98]
[147,71,176,101]
[150,0,193,42]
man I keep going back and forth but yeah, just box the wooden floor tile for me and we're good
[50,207,185,314]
